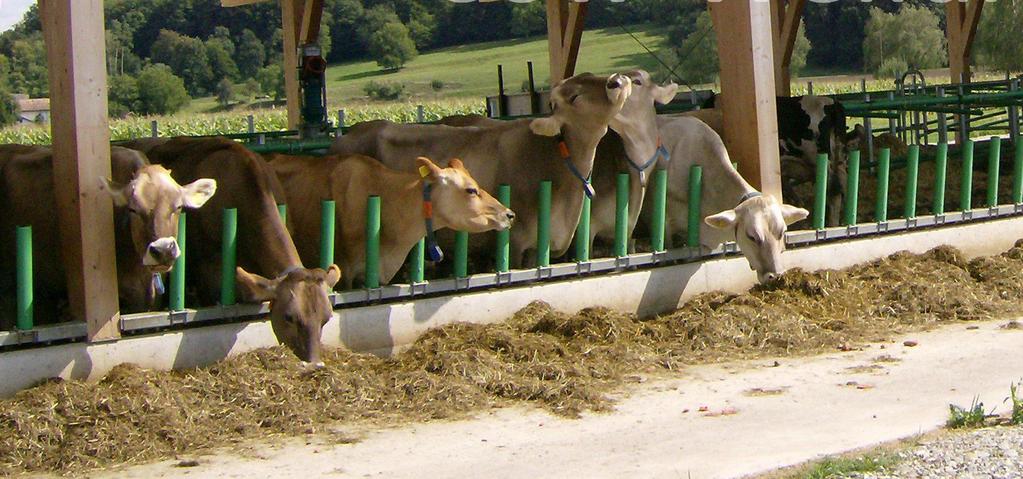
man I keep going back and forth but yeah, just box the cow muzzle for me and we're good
[144,237,180,270]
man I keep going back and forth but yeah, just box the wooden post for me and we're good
[946,0,984,85]
[710,0,783,199]
[546,0,587,84]
[40,0,120,341]
[281,0,303,130]
[770,0,806,97]
[300,0,324,44]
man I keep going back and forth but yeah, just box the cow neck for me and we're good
[554,130,599,198]
[256,202,305,277]
[418,171,445,262]
[113,208,161,306]
[617,127,669,185]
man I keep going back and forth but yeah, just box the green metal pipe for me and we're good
[319,200,336,270]
[844,90,1023,113]
[537,181,552,267]
[987,136,1001,207]
[16,226,33,330]
[960,140,975,211]
[614,173,629,257]
[277,203,287,223]
[686,166,703,249]
[904,146,920,219]
[169,213,186,311]
[220,208,238,306]
[813,153,829,230]
[245,139,334,154]
[575,195,591,262]
[365,196,381,288]
[933,143,949,215]
[454,231,469,278]
[1013,141,1023,204]
[650,169,667,252]
[843,150,861,226]
[409,239,424,284]
[496,184,511,272]
[875,148,891,222]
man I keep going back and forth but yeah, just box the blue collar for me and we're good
[738,191,763,205]
[556,134,595,198]
[422,181,444,262]
[625,137,670,185]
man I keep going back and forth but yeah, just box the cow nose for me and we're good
[506,211,516,223]
[607,78,622,89]
[763,272,778,282]
[145,237,180,265]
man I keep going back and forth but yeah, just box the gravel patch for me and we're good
[846,426,1023,479]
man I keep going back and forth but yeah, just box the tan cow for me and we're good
[123,137,340,366]
[640,117,809,283]
[331,72,633,268]
[269,154,514,288]
[0,145,217,328]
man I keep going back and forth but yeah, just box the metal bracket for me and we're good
[363,287,384,302]
[168,310,190,326]
[495,271,512,286]
[935,214,947,225]
[409,282,428,296]
[905,217,918,229]
[962,210,974,221]
[846,225,860,237]
[614,256,631,270]
[575,261,592,275]
[876,221,890,233]
[815,229,828,241]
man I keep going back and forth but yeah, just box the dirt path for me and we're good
[83,318,1023,479]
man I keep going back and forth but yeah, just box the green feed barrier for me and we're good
[220,208,238,306]
[365,196,381,289]
[319,200,336,271]
[875,149,891,223]
[987,137,1001,207]
[1014,142,1023,204]
[650,169,667,252]
[813,153,828,230]
[575,195,591,262]
[16,226,32,330]
[409,239,424,284]
[843,151,861,226]
[960,140,974,211]
[454,231,469,279]
[934,144,949,215]
[169,213,186,311]
[537,181,552,267]
[904,146,920,219]
[615,173,629,257]
[687,166,703,249]
[496,184,511,272]
[277,203,287,223]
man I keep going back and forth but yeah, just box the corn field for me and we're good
[0,98,487,145]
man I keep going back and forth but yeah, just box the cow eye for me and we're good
[632,79,643,86]
[283,314,295,324]
[465,188,478,196]
[128,207,141,216]
[569,94,580,104]
[747,233,761,244]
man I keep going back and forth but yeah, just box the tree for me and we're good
[510,1,546,37]
[975,1,1023,74]
[358,5,402,46]
[790,20,812,78]
[406,3,436,49]
[108,74,140,118]
[326,0,366,62]
[663,10,718,85]
[150,29,214,96]
[136,64,190,115]
[256,63,286,100]
[7,34,48,97]
[237,29,266,79]
[863,6,946,76]
[216,78,236,107]
[0,55,15,127]
[369,22,418,70]
[206,37,240,83]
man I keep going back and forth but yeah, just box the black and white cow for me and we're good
[702,94,849,225]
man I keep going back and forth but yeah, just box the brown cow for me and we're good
[0,145,217,328]
[123,137,340,366]
[269,154,514,288]
[331,72,633,268]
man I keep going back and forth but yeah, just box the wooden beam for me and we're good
[281,0,303,130]
[770,0,806,97]
[710,0,782,199]
[300,0,324,45]
[947,0,985,84]
[546,0,588,84]
[221,0,266,6]
[39,0,120,341]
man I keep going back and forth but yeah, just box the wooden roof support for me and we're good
[39,0,120,341]
[710,0,783,199]
[281,0,304,130]
[947,0,985,84]
[770,0,806,97]
[546,0,588,84]
[300,0,324,45]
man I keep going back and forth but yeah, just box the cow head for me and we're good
[236,264,341,367]
[608,70,679,184]
[418,156,515,233]
[100,165,217,273]
[530,72,633,143]
[705,195,808,283]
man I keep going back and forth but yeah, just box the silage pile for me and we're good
[4,243,1023,475]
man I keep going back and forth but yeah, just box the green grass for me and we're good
[1008,382,1023,425]
[796,453,901,479]
[947,396,988,429]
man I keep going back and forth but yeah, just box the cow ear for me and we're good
[236,266,280,302]
[530,116,563,137]
[447,158,465,170]
[653,82,679,105]
[181,178,217,209]
[415,157,447,183]
[780,204,810,226]
[705,209,738,229]
[323,264,341,289]
[99,176,130,207]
